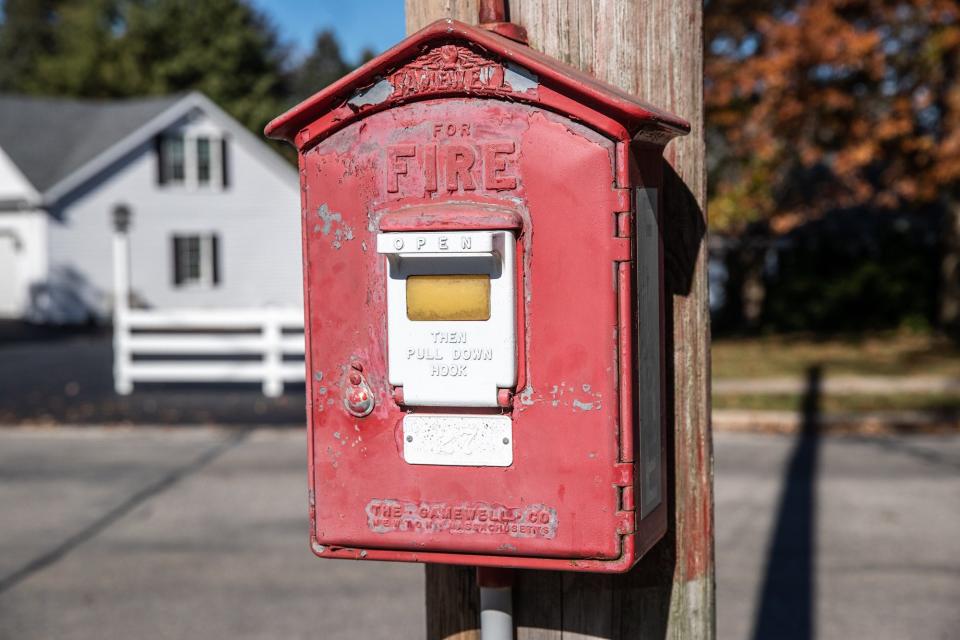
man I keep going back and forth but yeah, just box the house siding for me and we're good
[0,143,47,318]
[46,111,302,319]
[0,209,47,318]
[0,144,38,204]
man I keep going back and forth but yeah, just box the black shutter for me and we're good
[172,236,184,286]
[211,234,221,285]
[156,135,168,185]
[220,137,230,188]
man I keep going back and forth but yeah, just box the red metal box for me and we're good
[266,19,688,572]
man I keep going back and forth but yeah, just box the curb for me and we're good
[713,409,960,435]
[713,376,960,395]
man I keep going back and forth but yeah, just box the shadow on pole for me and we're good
[751,365,822,640]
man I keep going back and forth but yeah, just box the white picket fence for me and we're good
[109,209,305,397]
[113,307,305,397]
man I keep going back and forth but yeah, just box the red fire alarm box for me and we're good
[266,19,689,572]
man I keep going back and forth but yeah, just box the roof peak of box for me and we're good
[265,19,689,146]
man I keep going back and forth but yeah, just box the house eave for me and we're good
[40,92,297,207]
[0,198,44,212]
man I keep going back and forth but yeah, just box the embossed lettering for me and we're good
[433,123,472,138]
[483,141,517,190]
[387,144,416,193]
[424,143,438,192]
[445,144,476,191]
[365,499,558,539]
[431,331,468,343]
[452,348,493,361]
[389,46,512,98]
[431,364,468,377]
[387,141,517,196]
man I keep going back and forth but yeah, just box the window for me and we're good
[158,135,185,185]
[197,137,211,185]
[172,233,220,288]
[156,132,229,188]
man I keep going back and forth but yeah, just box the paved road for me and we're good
[0,428,958,639]
[0,427,422,640]
[716,432,960,640]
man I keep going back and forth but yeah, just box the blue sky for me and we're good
[250,0,406,64]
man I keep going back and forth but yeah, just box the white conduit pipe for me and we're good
[477,567,514,640]
[480,584,513,640]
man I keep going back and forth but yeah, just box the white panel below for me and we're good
[402,414,513,467]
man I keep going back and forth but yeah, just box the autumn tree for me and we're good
[706,0,960,332]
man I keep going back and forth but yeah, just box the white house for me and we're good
[0,92,302,324]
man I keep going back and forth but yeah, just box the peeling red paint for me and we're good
[268,18,686,573]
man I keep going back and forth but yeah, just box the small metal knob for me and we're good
[343,365,374,417]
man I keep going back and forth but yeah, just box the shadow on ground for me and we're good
[0,323,306,426]
[751,365,821,639]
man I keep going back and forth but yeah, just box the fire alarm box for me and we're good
[266,19,689,572]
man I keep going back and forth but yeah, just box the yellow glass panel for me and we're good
[406,274,491,321]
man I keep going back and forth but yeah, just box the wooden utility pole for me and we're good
[406,1,713,637]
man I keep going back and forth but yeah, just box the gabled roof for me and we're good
[0,94,183,192]
[266,19,689,147]
[0,91,296,205]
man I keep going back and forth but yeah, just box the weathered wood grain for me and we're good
[407,1,713,638]
[406,0,478,34]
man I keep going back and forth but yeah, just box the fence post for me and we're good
[263,308,283,397]
[112,204,133,395]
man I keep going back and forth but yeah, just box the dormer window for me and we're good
[197,137,211,185]
[156,130,229,189]
[159,135,185,184]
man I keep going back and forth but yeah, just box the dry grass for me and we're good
[712,331,960,379]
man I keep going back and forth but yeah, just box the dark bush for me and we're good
[761,208,940,333]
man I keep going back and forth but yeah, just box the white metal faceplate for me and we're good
[377,230,516,407]
[402,414,513,466]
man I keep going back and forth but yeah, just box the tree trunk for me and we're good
[939,197,960,335]
[407,2,714,637]
[738,227,770,332]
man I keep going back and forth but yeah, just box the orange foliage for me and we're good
[706,0,960,232]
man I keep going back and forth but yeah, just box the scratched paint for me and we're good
[504,63,538,93]
[315,203,354,249]
[348,78,394,108]
[545,381,603,411]
[518,386,535,406]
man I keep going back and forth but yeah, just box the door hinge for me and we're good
[612,187,633,261]
[612,187,632,214]
[616,485,636,535]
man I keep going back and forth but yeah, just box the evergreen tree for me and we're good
[121,0,289,132]
[0,0,289,133]
[290,29,351,103]
[0,0,58,92]
[30,0,130,97]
